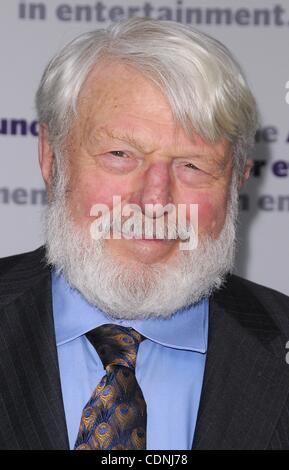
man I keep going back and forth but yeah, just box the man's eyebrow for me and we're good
[91,128,149,153]
[89,128,230,164]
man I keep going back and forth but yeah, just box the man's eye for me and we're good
[110,151,127,158]
[185,163,199,170]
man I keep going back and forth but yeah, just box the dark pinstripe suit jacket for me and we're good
[0,245,289,450]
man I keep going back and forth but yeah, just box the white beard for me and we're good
[44,165,239,320]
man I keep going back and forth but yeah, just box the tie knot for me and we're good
[86,324,145,370]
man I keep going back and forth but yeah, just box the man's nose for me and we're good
[138,161,173,217]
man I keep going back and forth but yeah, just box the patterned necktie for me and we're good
[74,324,147,450]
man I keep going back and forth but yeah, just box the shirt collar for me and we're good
[52,270,208,353]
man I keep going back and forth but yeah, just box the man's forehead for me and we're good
[75,61,231,161]
[78,60,155,104]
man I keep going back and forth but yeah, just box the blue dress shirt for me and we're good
[51,270,209,450]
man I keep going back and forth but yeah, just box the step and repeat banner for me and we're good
[0,0,288,295]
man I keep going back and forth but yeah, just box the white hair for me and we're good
[35,17,258,178]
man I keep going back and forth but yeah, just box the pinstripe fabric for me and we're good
[193,276,289,450]
[268,396,289,450]
[0,247,69,449]
[1,246,289,450]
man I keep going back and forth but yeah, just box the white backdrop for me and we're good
[0,0,288,295]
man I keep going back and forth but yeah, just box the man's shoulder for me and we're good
[0,246,50,303]
[215,273,289,337]
[225,273,289,307]
[0,245,48,279]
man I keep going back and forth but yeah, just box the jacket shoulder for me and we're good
[227,274,289,307]
[0,246,50,303]
[218,273,289,338]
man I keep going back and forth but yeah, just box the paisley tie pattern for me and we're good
[74,324,147,450]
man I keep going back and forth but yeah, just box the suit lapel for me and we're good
[193,277,289,449]
[0,268,69,449]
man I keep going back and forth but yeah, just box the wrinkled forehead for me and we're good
[64,59,231,170]
[77,60,172,120]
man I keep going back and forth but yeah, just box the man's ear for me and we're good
[238,159,253,190]
[38,125,54,190]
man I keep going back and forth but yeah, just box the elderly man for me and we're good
[0,18,289,451]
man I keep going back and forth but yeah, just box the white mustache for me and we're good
[91,212,196,241]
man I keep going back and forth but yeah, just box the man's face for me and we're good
[40,60,247,318]
[58,61,233,265]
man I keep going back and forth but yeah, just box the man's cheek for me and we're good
[200,204,226,236]
[185,195,224,235]
[83,180,130,217]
